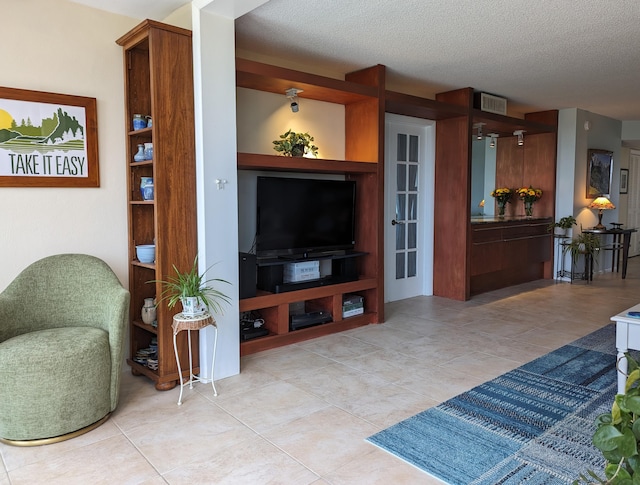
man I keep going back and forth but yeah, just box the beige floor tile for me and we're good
[444,351,521,380]
[483,335,559,364]
[163,435,319,484]
[339,348,424,383]
[125,398,256,474]
[241,344,336,380]
[204,363,280,397]
[113,373,188,432]
[286,363,437,428]
[7,435,158,485]
[395,364,486,402]
[343,323,426,350]
[296,333,382,360]
[325,447,444,484]
[0,418,122,471]
[214,380,330,433]
[511,325,586,349]
[262,407,379,476]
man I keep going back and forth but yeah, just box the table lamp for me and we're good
[588,196,615,230]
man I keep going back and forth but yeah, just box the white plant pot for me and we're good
[180,296,207,317]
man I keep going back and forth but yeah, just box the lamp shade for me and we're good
[588,196,615,230]
[588,196,615,210]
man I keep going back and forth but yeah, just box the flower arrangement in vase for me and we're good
[516,186,543,217]
[490,187,513,218]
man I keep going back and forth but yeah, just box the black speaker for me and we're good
[238,252,257,299]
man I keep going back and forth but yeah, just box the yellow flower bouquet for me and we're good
[517,186,542,217]
[490,188,513,217]
[490,188,513,204]
[516,186,543,203]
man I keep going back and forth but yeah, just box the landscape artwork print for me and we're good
[0,87,99,187]
[586,148,613,198]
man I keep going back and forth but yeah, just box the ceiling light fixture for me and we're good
[513,130,525,146]
[285,88,303,113]
[488,133,499,148]
[474,122,485,140]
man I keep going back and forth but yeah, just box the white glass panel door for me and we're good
[385,115,434,302]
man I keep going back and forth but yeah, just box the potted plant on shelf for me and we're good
[548,215,577,235]
[272,129,319,157]
[151,256,231,317]
[575,353,640,484]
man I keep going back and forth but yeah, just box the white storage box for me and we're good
[283,261,320,283]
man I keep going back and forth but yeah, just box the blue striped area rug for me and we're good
[367,325,619,484]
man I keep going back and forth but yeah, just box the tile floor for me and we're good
[2,260,640,484]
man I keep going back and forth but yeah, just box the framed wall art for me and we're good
[586,148,613,198]
[620,168,629,194]
[0,86,99,187]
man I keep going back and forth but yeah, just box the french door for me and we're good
[384,114,435,302]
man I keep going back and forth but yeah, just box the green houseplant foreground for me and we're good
[150,256,231,316]
[575,353,640,484]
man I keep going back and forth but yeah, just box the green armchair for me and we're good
[0,254,130,445]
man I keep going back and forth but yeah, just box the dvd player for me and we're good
[290,311,332,331]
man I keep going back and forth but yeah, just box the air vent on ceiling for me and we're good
[475,92,507,116]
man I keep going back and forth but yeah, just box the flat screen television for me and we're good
[256,176,356,259]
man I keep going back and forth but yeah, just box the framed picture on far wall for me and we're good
[586,148,613,198]
[620,168,629,194]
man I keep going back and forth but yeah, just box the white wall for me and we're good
[236,87,347,252]
[192,7,241,380]
[1,0,138,290]
[236,88,345,159]
[556,108,623,274]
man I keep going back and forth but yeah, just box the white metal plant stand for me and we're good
[172,311,217,405]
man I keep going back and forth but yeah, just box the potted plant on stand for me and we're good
[564,232,601,281]
[151,256,231,318]
[549,215,577,236]
[272,129,319,157]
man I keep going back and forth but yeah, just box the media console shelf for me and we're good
[236,59,385,356]
[257,251,367,293]
[239,276,378,356]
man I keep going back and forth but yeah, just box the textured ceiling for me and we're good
[71,0,640,121]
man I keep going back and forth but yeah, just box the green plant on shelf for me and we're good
[272,129,319,157]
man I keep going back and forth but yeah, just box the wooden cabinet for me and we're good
[117,20,198,390]
[235,60,385,356]
[470,218,553,295]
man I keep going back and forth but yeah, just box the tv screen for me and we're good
[256,176,356,258]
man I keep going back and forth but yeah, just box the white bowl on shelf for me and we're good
[136,244,155,263]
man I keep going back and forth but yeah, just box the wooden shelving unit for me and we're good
[117,20,198,390]
[236,59,385,355]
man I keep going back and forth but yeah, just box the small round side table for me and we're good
[172,311,218,405]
